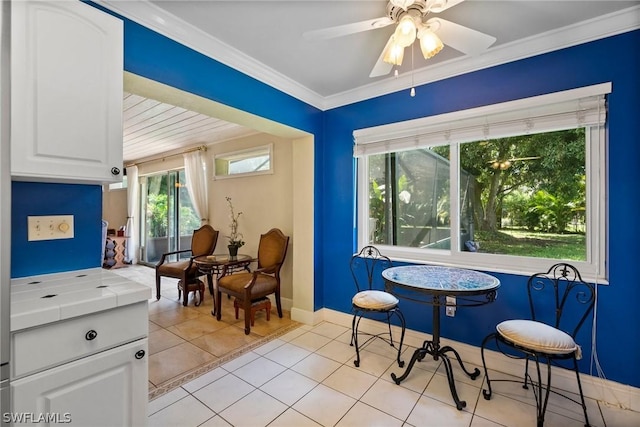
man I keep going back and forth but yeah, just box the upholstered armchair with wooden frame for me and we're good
[155,224,219,306]
[480,263,595,427]
[215,228,289,335]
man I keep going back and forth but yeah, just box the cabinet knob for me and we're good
[135,350,146,360]
[85,330,98,341]
[111,167,121,175]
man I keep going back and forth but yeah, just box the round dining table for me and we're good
[382,265,500,410]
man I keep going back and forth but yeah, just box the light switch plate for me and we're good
[27,215,74,241]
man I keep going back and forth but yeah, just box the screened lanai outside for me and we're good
[140,169,201,266]
[367,147,475,252]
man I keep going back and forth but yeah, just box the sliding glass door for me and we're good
[139,170,200,265]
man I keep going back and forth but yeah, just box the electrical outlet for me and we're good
[445,295,456,317]
[27,215,74,241]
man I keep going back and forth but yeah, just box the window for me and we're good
[368,146,452,250]
[214,144,273,179]
[355,84,609,282]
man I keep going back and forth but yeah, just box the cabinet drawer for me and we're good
[12,302,147,379]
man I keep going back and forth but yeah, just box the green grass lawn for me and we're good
[475,228,586,260]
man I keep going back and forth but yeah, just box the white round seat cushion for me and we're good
[352,290,399,311]
[496,319,577,355]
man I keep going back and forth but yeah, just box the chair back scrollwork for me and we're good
[350,246,392,293]
[527,262,595,339]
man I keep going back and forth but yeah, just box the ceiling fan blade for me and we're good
[429,0,466,13]
[487,156,541,163]
[369,36,394,78]
[511,156,542,161]
[428,17,496,55]
[303,17,393,41]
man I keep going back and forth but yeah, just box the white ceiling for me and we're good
[103,0,639,163]
[123,91,259,163]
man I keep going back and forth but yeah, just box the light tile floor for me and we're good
[113,265,640,426]
[110,264,298,398]
[147,321,640,427]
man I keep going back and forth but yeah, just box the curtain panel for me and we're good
[125,165,139,263]
[183,150,209,225]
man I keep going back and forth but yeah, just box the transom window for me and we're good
[354,84,609,282]
[214,144,273,179]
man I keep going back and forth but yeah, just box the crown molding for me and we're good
[96,1,639,112]
[95,0,327,109]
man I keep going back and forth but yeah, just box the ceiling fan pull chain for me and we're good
[410,43,416,97]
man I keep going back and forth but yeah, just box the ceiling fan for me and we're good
[303,0,496,78]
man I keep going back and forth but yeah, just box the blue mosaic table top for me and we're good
[382,265,500,294]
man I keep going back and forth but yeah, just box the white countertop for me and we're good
[11,268,151,332]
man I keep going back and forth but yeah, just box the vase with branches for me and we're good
[225,196,245,256]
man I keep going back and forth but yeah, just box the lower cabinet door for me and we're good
[11,339,148,427]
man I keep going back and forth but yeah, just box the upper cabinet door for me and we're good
[11,1,123,184]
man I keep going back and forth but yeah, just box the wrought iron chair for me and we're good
[155,225,219,306]
[480,263,595,427]
[350,246,406,368]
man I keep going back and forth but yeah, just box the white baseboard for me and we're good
[282,298,324,325]
[309,307,640,411]
[290,306,323,325]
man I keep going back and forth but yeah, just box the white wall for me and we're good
[101,187,128,232]
[207,134,294,299]
[292,135,314,315]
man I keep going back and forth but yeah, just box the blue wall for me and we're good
[11,182,103,277]
[11,3,640,388]
[322,30,640,389]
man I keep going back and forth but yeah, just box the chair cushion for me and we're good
[218,272,277,296]
[496,319,577,355]
[352,290,399,311]
[157,260,194,277]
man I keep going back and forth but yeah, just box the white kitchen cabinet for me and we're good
[11,0,123,184]
[11,339,148,427]
[11,301,148,427]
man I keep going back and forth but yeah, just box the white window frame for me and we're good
[354,84,610,283]
[213,143,273,180]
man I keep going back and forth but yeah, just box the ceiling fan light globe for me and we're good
[394,15,417,47]
[383,36,405,66]
[418,29,444,59]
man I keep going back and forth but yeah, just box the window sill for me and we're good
[372,245,609,285]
